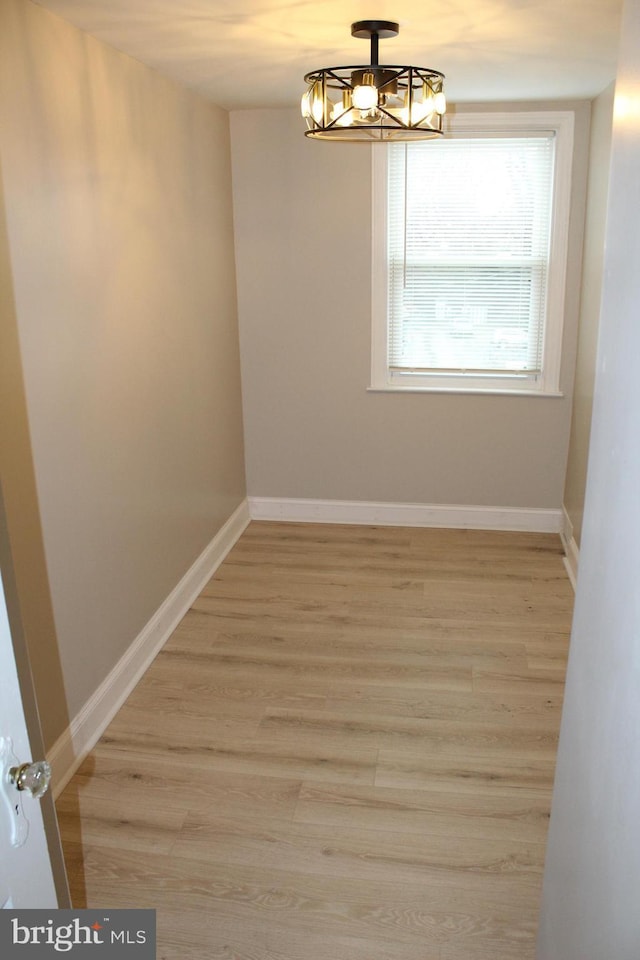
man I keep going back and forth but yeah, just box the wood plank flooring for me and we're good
[56,521,574,960]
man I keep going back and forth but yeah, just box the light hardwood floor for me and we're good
[57,521,574,960]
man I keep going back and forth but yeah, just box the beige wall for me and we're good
[562,84,615,546]
[538,0,640,952]
[0,148,70,748]
[0,0,246,749]
[231,102,590,509]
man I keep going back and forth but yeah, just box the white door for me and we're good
[0,504,61,908]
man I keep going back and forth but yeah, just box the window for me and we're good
[371,111,574,394]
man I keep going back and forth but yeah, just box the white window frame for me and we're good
[370,111,574,395]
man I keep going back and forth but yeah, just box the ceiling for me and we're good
[32,0,622,110]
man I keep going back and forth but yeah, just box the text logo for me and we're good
[0,910,155,957]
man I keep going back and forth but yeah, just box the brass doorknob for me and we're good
[9,760,52,799]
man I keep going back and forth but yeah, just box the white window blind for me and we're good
[386,135,556,380]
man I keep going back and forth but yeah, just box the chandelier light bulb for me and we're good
[311,84,324,123]
[422,82,435,116]
[434,90,447,115]
[331,92,353,126]
[401,91,430,126]
[352,73,378,110]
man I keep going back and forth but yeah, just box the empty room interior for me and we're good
[1,0,640,958]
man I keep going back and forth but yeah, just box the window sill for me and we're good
[367,386,565,397]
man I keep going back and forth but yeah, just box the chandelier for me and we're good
[301,20,446,142]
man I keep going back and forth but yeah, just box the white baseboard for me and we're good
[248,497,563,533]
[48,499,250,798]
[561,505,580,591]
